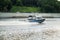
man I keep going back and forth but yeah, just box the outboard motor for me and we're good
[38,19,45,23]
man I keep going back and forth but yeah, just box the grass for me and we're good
[10,6,40,13]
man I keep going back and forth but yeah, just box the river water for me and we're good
[0,18,60,40]
[0,13,60,40]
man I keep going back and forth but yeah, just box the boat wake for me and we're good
[0,21,39,26]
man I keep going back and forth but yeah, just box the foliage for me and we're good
[10,6,40,13]
[0,0,60,13]
[39,0,60,13]
[0,0,12,12]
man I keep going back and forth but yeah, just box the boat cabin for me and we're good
[28,15,42,20]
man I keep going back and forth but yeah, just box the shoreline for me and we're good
[0,16,60,19]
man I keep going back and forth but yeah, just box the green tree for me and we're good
[38,0,60,13]
[21,0,38,6]
[0,0,12,12]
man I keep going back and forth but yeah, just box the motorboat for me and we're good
[28,15,45,23]
[0,15,45,26]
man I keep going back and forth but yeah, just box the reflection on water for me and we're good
[0,17,60,40]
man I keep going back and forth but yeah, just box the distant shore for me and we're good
[0,16,60,19]
[0,13,60,19]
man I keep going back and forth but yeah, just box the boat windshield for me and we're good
[28,16,36,20]
[28,15,42,20]
[36,17,42,20]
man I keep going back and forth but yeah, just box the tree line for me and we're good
[0,0,60,13]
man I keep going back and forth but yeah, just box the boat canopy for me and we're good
[28,15,42,20]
